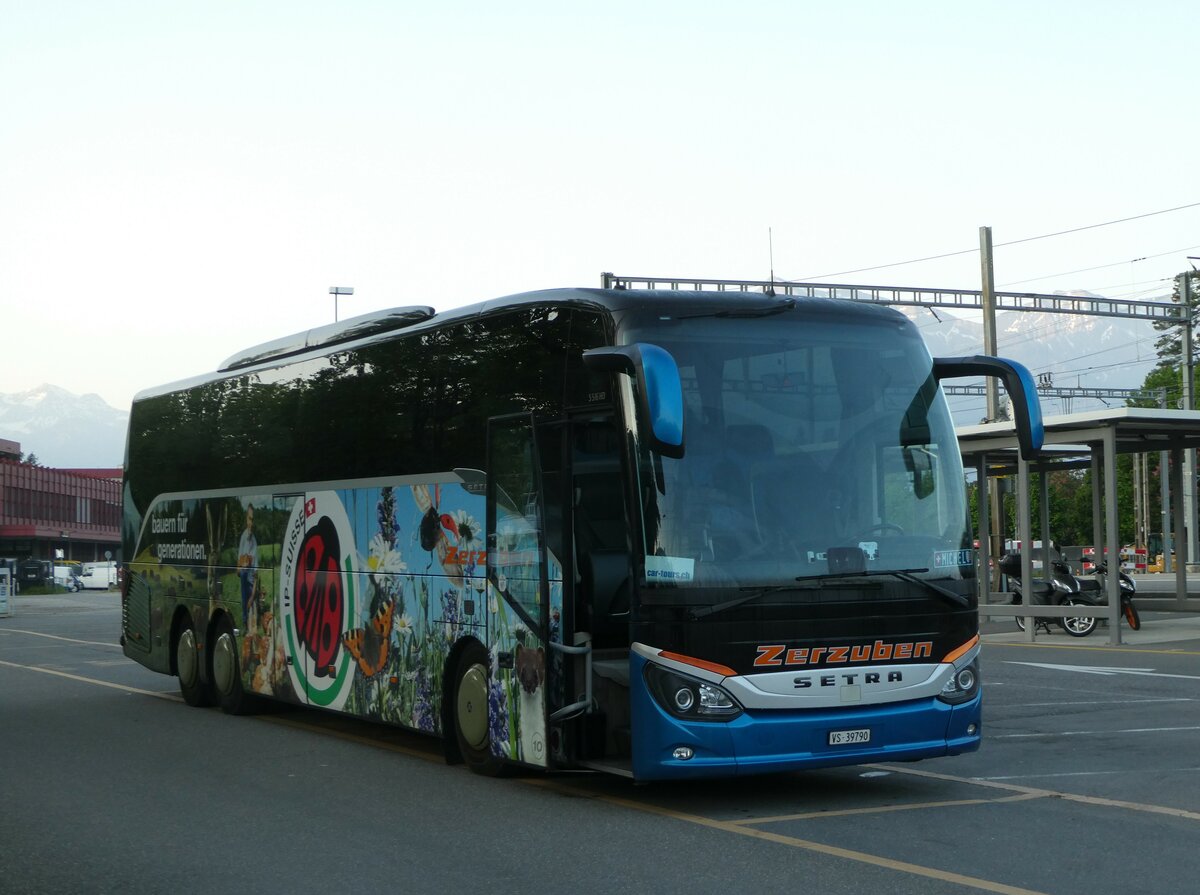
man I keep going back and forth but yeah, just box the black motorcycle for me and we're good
[999,550,1101,637]
[1077,559,1141,631]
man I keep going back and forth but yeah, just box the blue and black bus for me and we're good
[121,278,1041,781]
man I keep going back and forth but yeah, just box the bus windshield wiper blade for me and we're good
[688,585,800,620]
[795,568,969,608]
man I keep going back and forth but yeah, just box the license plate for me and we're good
[828,728,871,746]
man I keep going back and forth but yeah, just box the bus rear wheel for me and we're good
[175,616,211,707]
[211,615,256,715]
[454,642,507,776]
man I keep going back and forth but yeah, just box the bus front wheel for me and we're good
[453,642,507,776]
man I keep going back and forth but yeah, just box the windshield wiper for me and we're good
[795,568,970,609]
[688,568,969,621]
[688,585,800,620]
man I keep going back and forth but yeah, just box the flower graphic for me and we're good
[442,590,463,642]
[488,648,511,756]
[449,509,480,547]
[367,533,407,577]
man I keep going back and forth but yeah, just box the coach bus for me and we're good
[121,278,1042,781]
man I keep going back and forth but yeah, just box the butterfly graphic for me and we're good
[342,598,395,678]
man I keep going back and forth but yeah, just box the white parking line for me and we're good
[0,627,122,648]
[991,726,1200,739]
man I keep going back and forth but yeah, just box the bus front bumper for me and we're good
[629,653,981,781]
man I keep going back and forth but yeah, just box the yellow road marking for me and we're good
[731,791,1044,825]
[869,764,1200,822]
[524,777,1051,895]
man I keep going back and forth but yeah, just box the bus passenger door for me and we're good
[486,414,552,768]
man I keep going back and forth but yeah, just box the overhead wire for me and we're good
[788,201,1200,282]
[999,244,1200,288]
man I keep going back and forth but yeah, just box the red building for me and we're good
[0,444,121,568]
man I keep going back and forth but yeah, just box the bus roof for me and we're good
[133,285,909,404]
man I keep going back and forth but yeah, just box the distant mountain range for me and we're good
[906,304,1163,419]
[0,308,1167,469]
[0,385,128,468]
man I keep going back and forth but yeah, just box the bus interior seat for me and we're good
[750,449,822,546]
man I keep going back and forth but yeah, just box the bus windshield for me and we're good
[622,308,971,593]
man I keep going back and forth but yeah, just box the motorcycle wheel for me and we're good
[1122,599,1142,631]
[1060,599,1098,637]
[1011,594,1026,631]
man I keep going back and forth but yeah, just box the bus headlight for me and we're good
[937,658,980,705]
[644,664,742,721]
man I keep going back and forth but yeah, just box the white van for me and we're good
[53,563,84,591]
[80,562,118,589]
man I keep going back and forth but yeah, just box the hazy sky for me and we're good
[3,1,1198,411]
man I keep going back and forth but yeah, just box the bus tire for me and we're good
[174,614,211,707]
[453,641,507,777]
[211,614,256,715]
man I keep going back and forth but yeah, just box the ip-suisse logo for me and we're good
[280,492,357,709]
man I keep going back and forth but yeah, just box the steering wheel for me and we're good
[856,523,905,539]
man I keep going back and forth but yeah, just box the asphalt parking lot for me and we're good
[3,589,1198,895]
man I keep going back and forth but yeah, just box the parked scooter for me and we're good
[998,550,1101,637]
[1077,559,1141,631]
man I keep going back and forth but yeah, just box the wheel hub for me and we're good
[176,629,198,688]
[457,663,490,751]
[212,631,238,696]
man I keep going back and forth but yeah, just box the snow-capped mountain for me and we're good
[0,385,128,468]
[903,301,1163,420]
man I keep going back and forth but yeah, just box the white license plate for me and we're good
[828,728,871,746]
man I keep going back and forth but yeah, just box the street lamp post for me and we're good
[329,286,354,322]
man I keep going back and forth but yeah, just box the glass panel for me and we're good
[620,311,971,594]
[488,419,545,631]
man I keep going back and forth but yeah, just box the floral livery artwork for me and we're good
[275,481,559,767]
[138,479,558,767]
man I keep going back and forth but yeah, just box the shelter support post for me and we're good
[1018,454,1035,642]
[977,453,992,607]
[1161,449,1172,575]
[1172,447,1188,607]
[1103,427,1122,645]
[1039,469,1051,574]
[1091,450,1103,570]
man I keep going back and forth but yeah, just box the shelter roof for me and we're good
[957,407,1200,467]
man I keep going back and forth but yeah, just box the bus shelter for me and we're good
[957,408,1200,644]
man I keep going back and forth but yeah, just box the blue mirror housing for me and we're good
[933,355,1044,457]
[583,343,685,458]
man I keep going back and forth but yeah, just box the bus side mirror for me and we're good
[583,343,684,458]
[933,355,1044,458]
[903,446,935,499]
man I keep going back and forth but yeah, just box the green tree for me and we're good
[1149,271,1200,370]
